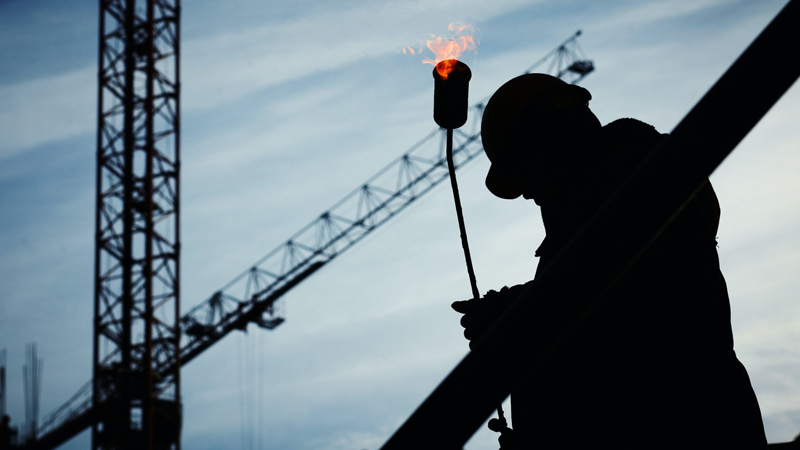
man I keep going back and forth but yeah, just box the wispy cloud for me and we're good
[181,0,535,111]
[0,0,535,160]
[593,0,738,31]
[0,67,95,159]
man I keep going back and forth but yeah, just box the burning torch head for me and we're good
[433,60,472,129]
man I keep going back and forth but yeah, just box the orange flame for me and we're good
[409,23,479,80]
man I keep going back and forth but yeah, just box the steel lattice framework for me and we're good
[30,31,589,450]
[92,0,181,449]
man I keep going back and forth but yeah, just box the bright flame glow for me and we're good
[406,23,479,80]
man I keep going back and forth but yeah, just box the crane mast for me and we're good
[29,30,591,450]
[92,0,181,449]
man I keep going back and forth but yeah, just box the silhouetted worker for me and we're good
[452,74,767,449]
[0,415,16,449]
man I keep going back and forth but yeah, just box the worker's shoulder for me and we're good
[601,118,665,152]
[603,118,721,239]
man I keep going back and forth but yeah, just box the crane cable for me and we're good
[237,333,246,450]
[236,326,269,450]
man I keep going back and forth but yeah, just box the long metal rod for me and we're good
[90,0,105,445]
[144,1,157,448]
[445,128,480,300]
[0,349,6,418]
[380,0,800,447]
[173,3,184,450]
[118,0,136,445]
[445,127,508,425]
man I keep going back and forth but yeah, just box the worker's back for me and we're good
[510,119,766,448]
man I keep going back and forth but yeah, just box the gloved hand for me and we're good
[451,285,520,350]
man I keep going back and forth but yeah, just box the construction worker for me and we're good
[452,74,767,448]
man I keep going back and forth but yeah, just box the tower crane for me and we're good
[26,28,593,450]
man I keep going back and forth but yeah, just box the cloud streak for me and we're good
[0,67,95,159]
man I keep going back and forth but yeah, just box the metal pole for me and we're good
[444,128,480,300]
[445,127,508,430]
[1,349,6,418]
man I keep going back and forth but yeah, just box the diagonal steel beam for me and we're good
[380,1,800,448]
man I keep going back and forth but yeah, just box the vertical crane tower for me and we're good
[94,0,181,449]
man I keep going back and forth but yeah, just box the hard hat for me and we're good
[481,73,592,199]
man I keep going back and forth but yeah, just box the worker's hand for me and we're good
[451,285,520,350]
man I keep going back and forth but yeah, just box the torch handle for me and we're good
[445,128,480,301]
[446,128,508,423]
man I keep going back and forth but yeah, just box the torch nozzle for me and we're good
[433,60,472,129]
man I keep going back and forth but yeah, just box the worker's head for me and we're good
[481,73,601,204]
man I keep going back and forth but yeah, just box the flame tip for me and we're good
[409,22,480,79]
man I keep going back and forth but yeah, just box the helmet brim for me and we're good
[485,164,523,200]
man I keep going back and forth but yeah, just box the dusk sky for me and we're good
[1,0,798,449]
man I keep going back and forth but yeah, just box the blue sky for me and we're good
[1,0,799,449]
